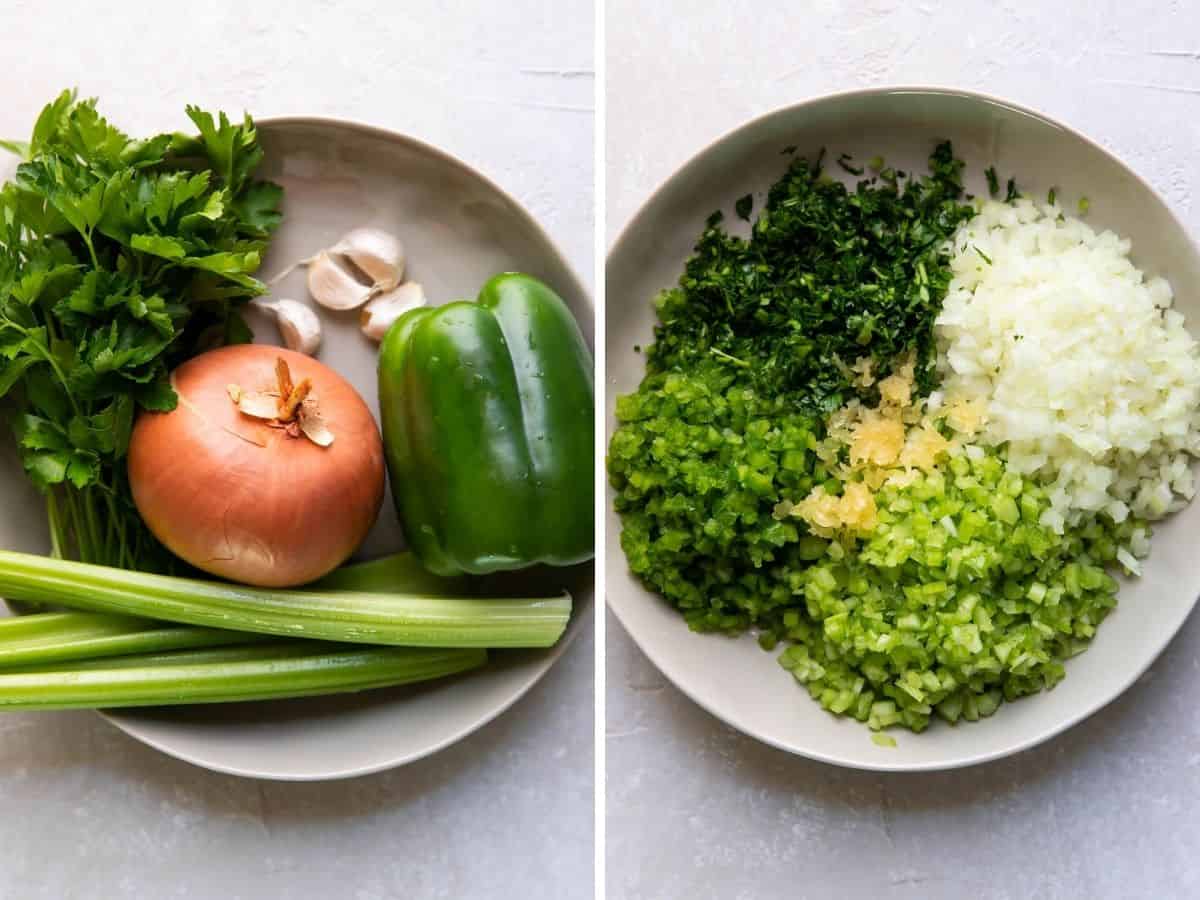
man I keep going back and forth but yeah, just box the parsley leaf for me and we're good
[234,181,284,236]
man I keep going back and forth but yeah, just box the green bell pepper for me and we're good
[378,273,594,576]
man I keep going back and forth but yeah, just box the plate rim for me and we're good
[605,84,1200,772]
[98,114,594,781]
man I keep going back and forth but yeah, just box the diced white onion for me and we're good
[938,199,1200,532]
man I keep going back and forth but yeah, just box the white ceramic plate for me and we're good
[606,87,1200,771]
[0,117,593,780]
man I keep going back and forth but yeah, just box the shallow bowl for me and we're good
[606,87,1200,770]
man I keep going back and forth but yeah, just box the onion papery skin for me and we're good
[128,346,385,588]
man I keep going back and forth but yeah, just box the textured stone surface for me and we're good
[606,2,1200,898]
[0,2,593,898]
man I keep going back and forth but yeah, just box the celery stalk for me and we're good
[314,553,473,595]
[10,642,327,672]
[0,644,487,710]
[0,551,570,648]
[0,611,256,669]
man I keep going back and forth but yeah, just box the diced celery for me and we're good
[685,438,1129,736]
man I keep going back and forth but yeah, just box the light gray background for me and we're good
[606,2,1200,899]
[0,2,593,898]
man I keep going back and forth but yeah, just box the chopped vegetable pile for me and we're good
[610,142,1200,733]
[776,451,1126,732]
[611,145,975,635]
[647,143,974,415]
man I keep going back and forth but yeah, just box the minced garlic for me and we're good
[849,413,905,467]
[898,423,952,471]
[793,482,878,537]
[944,395,987,436]
[784,353,966,538]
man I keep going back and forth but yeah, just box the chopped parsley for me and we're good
[985,166,1000,197]
[836,153,864,176]
[636,141,975,414]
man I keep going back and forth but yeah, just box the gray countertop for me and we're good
[605,2,1200,898]
[3,633,592,899]
[0,1,593,897]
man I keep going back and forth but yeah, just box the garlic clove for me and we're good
[330,227,405,293]
[257,298,322,356]
[360,282,428,342]
[307,250,375,311]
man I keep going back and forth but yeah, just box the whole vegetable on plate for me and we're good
[0,550,571,649]
[127,345,385,587]
[379,273,594,575]
[0,91,283,571]
[0,544,571,710]
[0,642,488,711]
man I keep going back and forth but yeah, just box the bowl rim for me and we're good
[99,114,594,781]
[605,84,1200,772]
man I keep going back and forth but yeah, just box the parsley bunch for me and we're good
[0,91,283,571]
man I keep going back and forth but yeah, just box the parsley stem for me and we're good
[30,319,82,419]
[0,318,79,417]
[710,347,751,368]
[45,494,63,560]
[81,230,99,271]
[84,489,102,566]
[103,490,129,571]
[63,489,92,563]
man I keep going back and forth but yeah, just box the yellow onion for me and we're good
[128,346,385,588]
